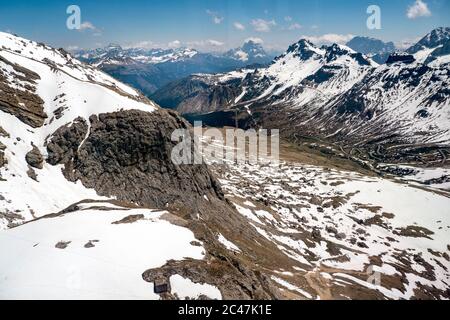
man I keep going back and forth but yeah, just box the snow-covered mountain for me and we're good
[154,28,450,165]
[153,40,377,116]
[76,44,199,67]
[406,27,450,66]
[73,41,274,96]
[407,27,450,54]
[223,39,270,64]
[346,36,396,64]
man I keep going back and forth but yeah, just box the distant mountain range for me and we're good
[346,36,396,64]
[152,27,450,165]
[73,35,409,98]
[73,40,275,96]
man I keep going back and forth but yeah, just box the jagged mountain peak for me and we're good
[407,26,450,54]
[241,40,265,55]
[224,40,268,63]
[424,27,450,43]
[320,43,374,66]
[280,39,324,61]
[287,39,316,53]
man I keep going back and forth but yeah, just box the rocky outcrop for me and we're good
[45,108,291,299]
[143,258,281,300]
[386,53,415,64]
[0,56,46,127]
[26,166,38,181]
[0,125,7,170]
[0,142,6,169]
[25,144,44,169]
[46,109,224,211]
[0,125,9,138]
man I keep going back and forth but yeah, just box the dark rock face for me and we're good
[26,166,38,181]
[306,65,341,84]
[25,145,44,169]
[46,117,89,166]
[386,54,415,64]
[0,56,46,128]
[0,127,7,173]
[371,52,391,64]
[0,126,9,138]
[0,142,6,169]
[46,109,224,211]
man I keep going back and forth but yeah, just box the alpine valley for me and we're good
[153,27,450,176]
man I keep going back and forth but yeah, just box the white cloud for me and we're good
[233,22,246,31]
[78,21,102,36]
[206,9,224,24]
[245,37,264,44]
[168,40,182,48]
[284,16,292,22]
[207,39,224,47]
[79,21,96,31]
[251,19,277,32]
[407,0,431,19]
[311,25,319,30]
[288,23,302,30]
[124,40,157,49]
[185,39,226,51]
[302,33,354,45]
[66,45,79,51]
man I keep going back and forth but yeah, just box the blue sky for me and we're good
[0,0,449,51]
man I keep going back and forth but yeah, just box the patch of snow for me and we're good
[217,233,241,252]
[0,209,205,299]
[170,275,222,300]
